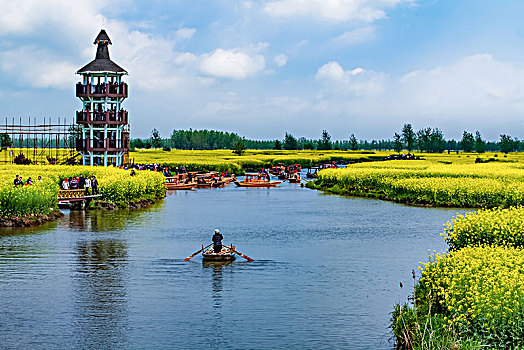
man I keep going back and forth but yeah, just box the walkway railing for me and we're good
[58,189,85,200]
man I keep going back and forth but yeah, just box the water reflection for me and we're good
[63,204,163,232]
[202,261,234,348]
[73,239,129,349]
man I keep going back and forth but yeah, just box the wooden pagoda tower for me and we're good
[75,29,129,166]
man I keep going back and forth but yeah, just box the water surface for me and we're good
[0,179,468,349]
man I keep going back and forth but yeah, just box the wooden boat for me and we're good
[202,245,236,261]
[306,167,318,178]
[210,178,230,187]
[288,173,301,183]
[167,182,196,190]
[165,176,196,190]
[234,173,281,187]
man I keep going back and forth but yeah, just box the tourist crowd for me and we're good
[61,175,98,195]
[14,175,42,187]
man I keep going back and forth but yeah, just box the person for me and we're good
[79,174,85,189]
[14,175,23,187]
[91,176,98,195]
[70,177,78,189]
[25,177,33,186]
[84,176,91,195]
[62,177,69,190]
[37,176,42,183]
[212,229,223,254]
[130,169,136,176]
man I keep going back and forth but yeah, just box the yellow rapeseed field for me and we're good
[418,245,524,347]
[0,165,166,217]
[443,206,524,249]
[129,149,383,173]
[313,160,524,208]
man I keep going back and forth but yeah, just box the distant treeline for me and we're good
[130,125,524,153]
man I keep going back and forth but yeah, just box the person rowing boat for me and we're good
[212,229,223,253]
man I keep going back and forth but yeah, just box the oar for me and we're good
[185,243,212,261]
[231,247,254,262]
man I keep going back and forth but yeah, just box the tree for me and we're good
[430,128,446,153]
[303,142,314,150]
[131,138,145,149]
[349,134,358,151]
[317,130,332,150]
[401,124,416,152]
[416,127,432,152]
[474,131,486,153]
[151,128,163,149]
[500,134,517,153]
[393,133,403,153]
[283,132,298,150]
[233,138,246,156]
[0,133,12,150]
[460,131,475,152]
[273,140,282,150]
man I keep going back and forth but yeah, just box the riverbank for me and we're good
[0,165,166,227]
[0,208,64,227]
[306,159,524,208]
[392,207,524,349]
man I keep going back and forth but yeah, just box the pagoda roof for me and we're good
[94,29,111,44]
[77,59,127,74]
[77,29,127,74]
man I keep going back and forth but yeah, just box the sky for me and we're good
[1,1,524,141]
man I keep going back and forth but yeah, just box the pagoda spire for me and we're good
[95,29,111,60]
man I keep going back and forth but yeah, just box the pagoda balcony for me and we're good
[76,110,128,125]
[76,138,129,152]
[76,82,128,99]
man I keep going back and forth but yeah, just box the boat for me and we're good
[196,176,213,188]
[306,167,318,178]
[165,176,197,190]
[287,173,301,183]
[202,245,237,261]
[234,173,281,187]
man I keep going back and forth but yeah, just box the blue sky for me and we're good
[1,1,524,141]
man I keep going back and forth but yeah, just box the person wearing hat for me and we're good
[212,229,223,254]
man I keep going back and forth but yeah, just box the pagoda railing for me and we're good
[76,82,128,99]
[76,137,129,152]
[76,110,128,125]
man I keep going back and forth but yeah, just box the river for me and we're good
[0,177,468,349]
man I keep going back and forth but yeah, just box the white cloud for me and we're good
[331,26,376,46]
[264,0,414,22]
[175,27,196,41]
[316,61,346,81]
[200,48,266,79]
[0,46,77,89]
[316,61,386,96]
[397,54,524,111]
[311,54,524,139]
[274,54,288,67]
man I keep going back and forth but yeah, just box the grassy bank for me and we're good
[307,159,524,208]
[392,205,524,348]
[0,165,166,226]
[129,149,385,173]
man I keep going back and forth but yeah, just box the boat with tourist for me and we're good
[185,242,254,262]
[165,175,197,190]
[202,245,237,261]
[287,172,301,183]
[234,173,281,187]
